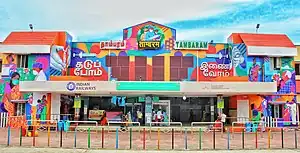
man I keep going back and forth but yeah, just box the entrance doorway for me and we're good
[152,100,170,123]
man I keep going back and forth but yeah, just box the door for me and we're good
[237,100,249,122]
[152,100,170,123]
[171,106,180,122]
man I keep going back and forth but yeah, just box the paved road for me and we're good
[0,147,300,153]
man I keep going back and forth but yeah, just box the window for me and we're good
[269,57,281,70]
[105,56,129,81]
[17,55,28,68]
[15,103,25,116]
[296,64,300,75]
[0,60,2,73]
[170,56,193,81]
[152,56,164,81]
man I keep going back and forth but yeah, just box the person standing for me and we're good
[137,109,143,124]
[189,109,194,123]
[220,112,227,132]
[156,109,162,123]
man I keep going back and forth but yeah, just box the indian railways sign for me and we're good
[174,41,208,50]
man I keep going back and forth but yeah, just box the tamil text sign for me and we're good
[74,60,102,76]
[138,41,161,50]
[199,62,231,77]
[99,40,126,50]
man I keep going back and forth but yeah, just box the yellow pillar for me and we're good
[164,56,170,81]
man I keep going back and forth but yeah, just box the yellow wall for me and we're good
[294,46,300,62]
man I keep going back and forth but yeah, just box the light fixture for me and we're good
[256,24,260,33]
[183,96,187,100]
[29,24,33,31]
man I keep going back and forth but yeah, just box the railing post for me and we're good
[33,126,36,147]
[242,129,245,149]
[101,127,104,149]
[184,128,187,150]
[115,128,119,149]
[171,128,174,150]
[281,128,284,148]
[60,126,63,147]
[47,125,50,147]
[157,128,160,150]
[255,130,258,149]
[74,128,77,148]
[143,128,146,150]
[19,126,22,146]
[268,129,271,149]
[295,128,298,149]
[227,129,230,150]
[129,127,132,149]
[88,128,91,148]
[213,128,216,149]
[199,128,202,150]
[7,126,10,146]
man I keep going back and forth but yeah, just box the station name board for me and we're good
[174,41,208,50]
[99,40,126,50]
[138,41,161,50]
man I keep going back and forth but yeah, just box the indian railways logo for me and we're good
[66,82,76,91]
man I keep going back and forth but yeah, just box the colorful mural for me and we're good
[0,53,52,127]
[248,56,296,125]
[50,33,72,76]
[69,22,235,82]
[232,44,247,76]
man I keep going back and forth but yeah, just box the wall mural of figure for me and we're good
[50,45,71,76]
[32,63,47,81]
[248,57,262,82]
[36,95,47,121]
[3,72,21,115]
[1,54,17,77]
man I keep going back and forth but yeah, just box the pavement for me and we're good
[0,147,300,153]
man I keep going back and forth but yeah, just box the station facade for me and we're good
[0,21,297,127]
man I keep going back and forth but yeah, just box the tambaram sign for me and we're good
[174,41,208,50]
[99,40,126,50]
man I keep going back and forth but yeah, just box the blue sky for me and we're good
[0,0,300,44]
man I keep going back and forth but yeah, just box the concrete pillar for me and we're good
[209,97,215,122]
[82,97,89,121]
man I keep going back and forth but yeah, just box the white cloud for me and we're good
[176,17,300,43]
[0,0,261,40]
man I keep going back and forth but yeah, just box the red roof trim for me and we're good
[237,33,295,48]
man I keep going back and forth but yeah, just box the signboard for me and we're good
[74,96,81,108]
[174,41,208,50]
[89,110,104,120]
[136,24,165,50]
[66,82,96,91]
[99,40,126,50]
[138,41,161,50]
[145,96,152,124]
[217,96,224,109]
[199,62,231,77]
[74,60,102,76]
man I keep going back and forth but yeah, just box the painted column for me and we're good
[164,56,170,81]
[129,56,135,81]
[145,95,152,126]
[146,57,152,81]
